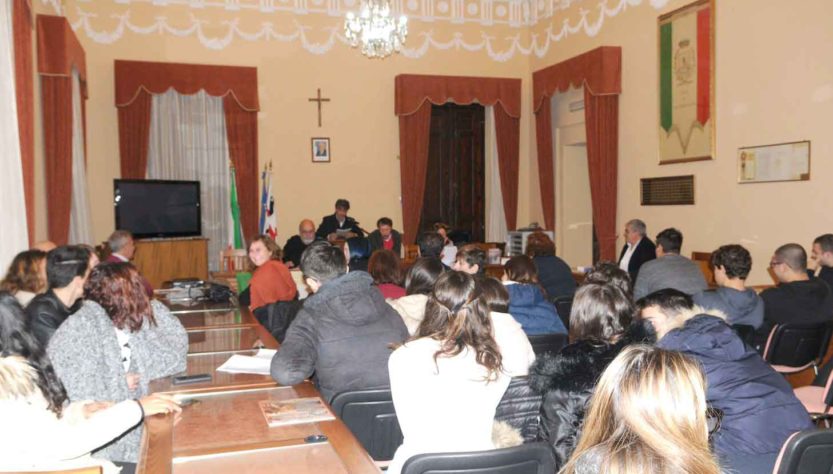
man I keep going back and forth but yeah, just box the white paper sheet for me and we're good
[216,349,278,375]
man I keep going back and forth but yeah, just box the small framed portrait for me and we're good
[311,137,330,163]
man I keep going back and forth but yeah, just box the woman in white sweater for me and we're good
[388,271,511,474]
[0,291,180,473]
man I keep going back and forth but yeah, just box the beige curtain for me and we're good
[68,68,93,245]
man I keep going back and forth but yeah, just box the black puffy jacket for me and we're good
[26,290,80,348]
[527,323,652,467]
[494,377,543,443]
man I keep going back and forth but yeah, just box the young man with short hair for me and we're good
[693,244,764,328]
[368,217,402,254]
[270,242,408,401]
[810,233,833,290]
[453,245,487,276]
[633,227,707,300]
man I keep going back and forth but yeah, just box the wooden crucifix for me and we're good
[308,88,331,127]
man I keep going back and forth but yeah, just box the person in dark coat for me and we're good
[810,233,833,290]
[525,231,576,300]
[502,256,565,335]
[528,283,650,468]
[270,242,409,402]
[367,217,402,255]
[282,219,319,268]
[618,219,656,282]
[639,289,813,474]
[316,198,364,242]
[26,246,89,347]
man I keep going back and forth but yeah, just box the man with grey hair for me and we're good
[618,218,656,282]
[105,229,153,296]
[752,243,833,351]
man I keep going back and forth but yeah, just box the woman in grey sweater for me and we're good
[47,262,188,463]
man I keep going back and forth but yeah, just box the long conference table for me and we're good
[137,298,380,473]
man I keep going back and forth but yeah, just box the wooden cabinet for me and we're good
[133,238,208,288]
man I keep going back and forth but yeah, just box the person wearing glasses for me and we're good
[283,219,320,269]
[638,289,812,474]
[753,243,833,351]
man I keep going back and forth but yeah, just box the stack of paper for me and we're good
[216,349,277,375]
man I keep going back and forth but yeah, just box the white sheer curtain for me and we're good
[0,0,29,270]
[484,106,507,243]
[68,68,93,245]
[147,89,231,272]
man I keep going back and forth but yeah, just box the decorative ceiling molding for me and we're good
[46,0,669,60]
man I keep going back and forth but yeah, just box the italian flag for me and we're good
[229,165,244,250]
[660,5,710,134]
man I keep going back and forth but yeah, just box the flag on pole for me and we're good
[262,163,278,240]
[229,165,244,249]
[259,165,269,234]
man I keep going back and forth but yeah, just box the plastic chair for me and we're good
[762,322,833,374]
[772,428,833,474]
[401,442,556,474]
[527,333,568,358]
[793,365,833,427]
[330,388,402,462]
[551,296,573,331]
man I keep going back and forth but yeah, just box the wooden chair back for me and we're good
[404,244,420,262]
[220,249,249,273]
[691,251,715,287]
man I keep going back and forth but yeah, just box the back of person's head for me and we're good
[1,250,47,294]
[107,230,133,254]
[46,246,90,289]
[478,277,510,313]
[584,261,633,299]
[774,243,808,272]
[815,234,833,254]
[368,249,402,286]
[456,245,487,275]
[525,232,556,257]
[0,291,67,416]
[335,198,350,211]
[301,241,347,284]
[504,255,538,284]
[562,345,719,474]
[417,232,444,258]
[710,244,752,280]
[570,283,633,343]
[377,217,393,228]
[655,228,683,254]
[404,258,444,296]
[85,263,154,332]
[416,271,502,379]
[636,288,695,339]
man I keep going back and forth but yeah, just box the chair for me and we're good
[401,442,556,474]
[220,248,249,273]
[494,377,543,443]
[772,428,833,474]
[763,322,833,375]
[404,244,420,262]
[551,295,573,331]
[793,364,833,427]
[330,388,403,462]
[691,251,715,287]
[527,333,568,358]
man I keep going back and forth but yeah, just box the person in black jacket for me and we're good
[270,242,408,402]
[316,199,364,242]
[282,219,319,268]
[618,219,656,282]
[525,231,575,299]
[810,233,833,290]
[528,283,651,468]
[367,217,402,255]
[26,246,90,347]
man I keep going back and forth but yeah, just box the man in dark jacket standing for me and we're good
[271,242,408,401]
[367,217,402,255]
[618,219,656,282]
[27,245,89,347]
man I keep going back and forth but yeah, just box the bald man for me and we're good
[283,219,319,268]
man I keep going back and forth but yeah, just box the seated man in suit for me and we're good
[270,242,409,402]
[106,230,153,296]
[316,198,364,243]
[283,219,318,269]
[618,219,656,282]
[810,233,833,290]
[752,243,833,351]
[26,245,89,347]
[633,227,707,300]
[368,217,402,255]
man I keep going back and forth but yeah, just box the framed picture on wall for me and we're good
[738,141,811,184]
[657,0,715,164]
[311,137,330,163]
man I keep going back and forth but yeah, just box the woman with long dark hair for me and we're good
[387,271,509,474]
[388,257,445,334]
[47,263,188,464]
[0,291,180,473]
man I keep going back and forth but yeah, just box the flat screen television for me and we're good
[114,179,201,239]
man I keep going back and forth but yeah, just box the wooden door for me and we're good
[420,103,485,243]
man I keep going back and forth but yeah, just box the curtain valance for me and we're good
[532,46,621,113]
[395,74,521,118]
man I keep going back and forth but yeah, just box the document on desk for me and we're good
[216,349,277,375]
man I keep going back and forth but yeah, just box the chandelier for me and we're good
[344,0,408,59]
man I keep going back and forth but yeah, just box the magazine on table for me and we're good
[258,397,335,427]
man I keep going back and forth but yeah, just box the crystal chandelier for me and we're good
[344,0,408,59]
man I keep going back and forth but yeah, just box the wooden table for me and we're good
[187,325,277,355]
[163,300,237,315]
[175,309,258,331]
[149,351,277,396]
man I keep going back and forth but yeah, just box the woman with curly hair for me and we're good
[47,262,188,464]
[247,234,298,312]
[1,249,47,307]
[387,271,509,474]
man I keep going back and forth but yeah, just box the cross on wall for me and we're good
[308,88,331,127]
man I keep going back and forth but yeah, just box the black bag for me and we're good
[258,300,303,343]
[206,283,234,303]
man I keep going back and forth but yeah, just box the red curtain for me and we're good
[37,15,86,245]
[493,105,519,230]
[397,105,432,244]
[117,90,152,179]
[533,46,621,243]
[584,89,619,261]
[223,95,259,240]
[13,0,34,243]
